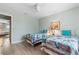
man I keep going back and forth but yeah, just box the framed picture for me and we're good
[49,21,60,30]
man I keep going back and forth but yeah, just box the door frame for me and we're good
[9,17,11,44]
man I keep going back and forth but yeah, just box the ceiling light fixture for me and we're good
[34,3,40,12]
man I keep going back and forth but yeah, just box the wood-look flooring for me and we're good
[7,42,49,55]
[0,40,48,55]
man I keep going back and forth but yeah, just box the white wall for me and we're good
[0,9,39,44]
[74,8,79,37]
[39,7,79,36]
[12,14,39,43]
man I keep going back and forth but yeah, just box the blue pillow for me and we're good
[40,30,47,33]
[62,30,71,36]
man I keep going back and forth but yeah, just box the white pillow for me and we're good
[47,30,53,36]
[53,30,62,36]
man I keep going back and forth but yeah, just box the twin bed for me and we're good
[24,30,47,46]
[41,36,79,55]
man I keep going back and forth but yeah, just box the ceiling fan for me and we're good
[33,3,40,12]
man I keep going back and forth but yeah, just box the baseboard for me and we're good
[12,40,23,44]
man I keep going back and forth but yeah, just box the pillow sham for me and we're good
[47,30,53,36]
[53,30,62,37]
[62,30,71,36]
[40,29,47,33]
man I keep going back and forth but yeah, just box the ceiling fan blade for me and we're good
[34,3,40,12]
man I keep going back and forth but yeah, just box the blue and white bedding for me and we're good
[25,29,47,45]
[46,36,79,55]
[31,33,47,45]
[32,33,46,44]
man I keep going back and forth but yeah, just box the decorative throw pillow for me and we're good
[53,30,62,37]
[62,30,71,36]
[47,30,53,36]
[40,29,47,33]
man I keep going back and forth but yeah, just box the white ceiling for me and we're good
[0,3,79,19]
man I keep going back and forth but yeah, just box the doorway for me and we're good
[0,14,11,49]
